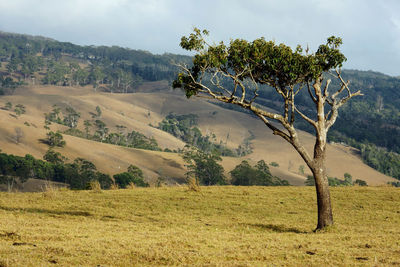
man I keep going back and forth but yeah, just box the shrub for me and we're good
[113,170,149,189]
[231,160,289,186]
[269,162,279,167]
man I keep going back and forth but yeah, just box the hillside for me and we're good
[1,186,399,266]
[0,84,396,188]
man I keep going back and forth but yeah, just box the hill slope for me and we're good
[0,84,395,187]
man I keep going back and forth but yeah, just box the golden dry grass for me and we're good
[0,186,399,266]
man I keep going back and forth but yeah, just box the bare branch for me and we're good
[255,113,291,143]
[295,107,317,128]
[307,82,317,104]
[323,79,331,99]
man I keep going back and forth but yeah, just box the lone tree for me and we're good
[173,29,362,230]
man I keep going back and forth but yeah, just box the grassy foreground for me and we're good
[0,186,399,266]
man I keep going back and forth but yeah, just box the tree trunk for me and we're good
[312,127,334,230]
[312,166,333,230]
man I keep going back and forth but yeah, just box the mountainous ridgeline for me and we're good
[0,31,399,186]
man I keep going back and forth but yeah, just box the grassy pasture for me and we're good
[0,186,399,266]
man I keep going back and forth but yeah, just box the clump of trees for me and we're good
[230,160,289,186]
[113,165,149,188]
[0,150,148,191]
[181,145,289,187]
[305,172,367,186]
[45,131,66,147]
[182,145,226,185]
[158,113,252,156]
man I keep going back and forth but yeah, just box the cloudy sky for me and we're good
[0,0,399,76]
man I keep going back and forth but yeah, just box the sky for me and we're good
[0,0,399,76]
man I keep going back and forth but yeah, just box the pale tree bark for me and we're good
[177,63,362,230]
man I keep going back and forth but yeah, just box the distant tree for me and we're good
[113,165,149,188]
[95,106,102,118]
[354,179,368,186]
[344,172,353,185]
[230,160,289,186]
[46,131,66,147]
[13,127,24,144]
[127,164,144,178]
[299,165,305,175]
[14,104,26,116]
[4,101,12,110]
[63,106,80,128]
[269,162,279,167]
[182,145,226,185]
[173,28,362,230]
[84,120,92,138]
[43,149,67,164]
[89,66,105,91]
[94,120,108,141]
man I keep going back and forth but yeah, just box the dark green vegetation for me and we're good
[0,31,399,181]
[113,165,149,188]
[231,160,289,186]
[182,146,227,185]
[157,113,252,156]
[305,173,368,187]
[0,151,147,191]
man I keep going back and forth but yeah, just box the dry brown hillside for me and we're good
[0,83,396,187]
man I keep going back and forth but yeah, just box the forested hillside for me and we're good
[0,31,399,180]
[0,31,190,94]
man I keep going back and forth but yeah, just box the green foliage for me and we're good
[230,160,289,186]
[174,28,345,97]
[388,181,400,187]
[182,146,226,186]
[3,101,12,110]
[63,106,80,128]
[305,174,367,187]
[43,149,67,164]
[45,131,66,147]
[354,179,368,186]
[61,158,113,190]
[358,144,400,180]
[44,104,80,128]
[14,104,26,116]
[269,162,279,167]
[0,76,23,95]
[113,172,149,189]
[113,165,148,188]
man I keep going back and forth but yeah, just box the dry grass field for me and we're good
[0,84,396,187]
[0,186,399,266]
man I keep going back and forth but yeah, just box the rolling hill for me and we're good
[0,83,396,189]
